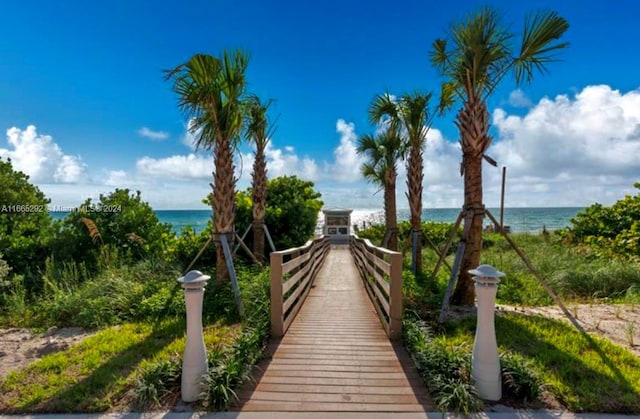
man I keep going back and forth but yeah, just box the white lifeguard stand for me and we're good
[322,208,353,244]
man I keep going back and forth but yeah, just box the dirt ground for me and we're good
[0,304,638,381]
[0,326,95,380]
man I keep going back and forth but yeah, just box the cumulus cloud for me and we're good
[325,119,363,182]
[486,84,640,206]
[508,89,533,108]
[264,143,319,180]
[138,127,169,140]
[136,154,211,179]
[1,125,86,183]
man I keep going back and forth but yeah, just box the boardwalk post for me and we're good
[388,251,404,340]
[270,251,284,337]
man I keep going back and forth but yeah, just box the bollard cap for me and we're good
[178,270,210,288]
[468,264,505,278]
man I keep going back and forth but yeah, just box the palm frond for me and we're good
[515,10,570,84]
[369,92,399,129]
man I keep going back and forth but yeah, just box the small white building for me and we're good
[322,208,353,244]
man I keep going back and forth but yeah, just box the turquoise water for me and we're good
[51,207,583,235]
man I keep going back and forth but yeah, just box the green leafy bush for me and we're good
[404,315,544,413]
[559,183,640,260]
[164,225,216,272]
[234,175,323,251]
[0,158,55,291]
[53,189,172,269]
[357,220,459,252]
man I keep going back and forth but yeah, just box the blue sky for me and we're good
[1,0,640,210]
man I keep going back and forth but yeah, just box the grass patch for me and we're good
[441,312,640,413]
[0,321,239,413]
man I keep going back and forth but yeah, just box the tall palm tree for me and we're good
[430,7,569,305]
[369,92,434,274]
[245,96,275,264]
[166,50,250,281]
[357,130,405,251]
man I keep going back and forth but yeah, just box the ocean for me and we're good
[154,207,582,235]
[50,207,583,235]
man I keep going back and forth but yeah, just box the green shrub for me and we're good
[133,358,181,409]
[559,183,640,260]
[53,189,172,269]
[501,352,542,402]
[164,225,217,272]
[233,175,323,251]
[0,158,55,293]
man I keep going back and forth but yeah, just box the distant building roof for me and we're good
[322,208,353,215]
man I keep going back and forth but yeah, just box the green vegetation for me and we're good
[557,182,640,261]
[0,158,55,292]
[235,175,323,250]
[53,189,172,268]
[403,313,640,414]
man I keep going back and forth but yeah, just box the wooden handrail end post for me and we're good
[270,252,284,337]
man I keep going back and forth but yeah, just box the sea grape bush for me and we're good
[558,182,640,260]
[234,175,323,251]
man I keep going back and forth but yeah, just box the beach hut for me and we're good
[322,208,353,244]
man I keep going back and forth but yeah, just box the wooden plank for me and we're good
[239,401,428,412]
[237,246,432,412]
[282,250,310,274]
[253,383,419,395]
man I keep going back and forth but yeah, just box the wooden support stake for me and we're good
[439,209,475,323]
[485,209,579,328]
[235,233,263,267]
[263,224,276,252]
[432,211,464,279]
[184,234,213,274]
[219,235,244,318]
[233,224,252,255]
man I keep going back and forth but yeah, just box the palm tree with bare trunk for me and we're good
[430,7,569,305]
[166,50,249,281]
[245,96,275,264]
[369,92,435,274]
[357,129,405,251]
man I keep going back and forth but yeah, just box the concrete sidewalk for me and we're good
[2,412,639,419]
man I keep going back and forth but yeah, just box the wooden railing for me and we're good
[270,236,330,337]
[350,235,403,340]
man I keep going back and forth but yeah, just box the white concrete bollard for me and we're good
[178,270,210,402]
[469,264,505,401]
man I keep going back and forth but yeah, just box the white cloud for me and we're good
[137,127,169,140]
[104,170,129,186]
[487,84,640,207]
[181,119,201,150]
[136,154,211,179]
[264,142,319,180]
[1,125,86,183]
[325,119,363,182]
[508,89,533,108]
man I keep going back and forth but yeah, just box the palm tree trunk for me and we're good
[252,148,267,264]
[386,169,398,251]
[407,144,424,275]
[213,136,236,281]
[451,96,490,306]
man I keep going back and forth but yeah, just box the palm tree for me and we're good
[357,130,405,251]
[245,96,275,264]
[430,7,569,305]
[166,50,249,281]
[369,92,434,274]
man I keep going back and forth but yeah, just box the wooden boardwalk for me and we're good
[235,245,432,412]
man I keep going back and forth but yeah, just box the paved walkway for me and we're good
[234,245,432,412]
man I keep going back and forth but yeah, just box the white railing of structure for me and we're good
[350,235,403,340]
[270,236,330,337]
